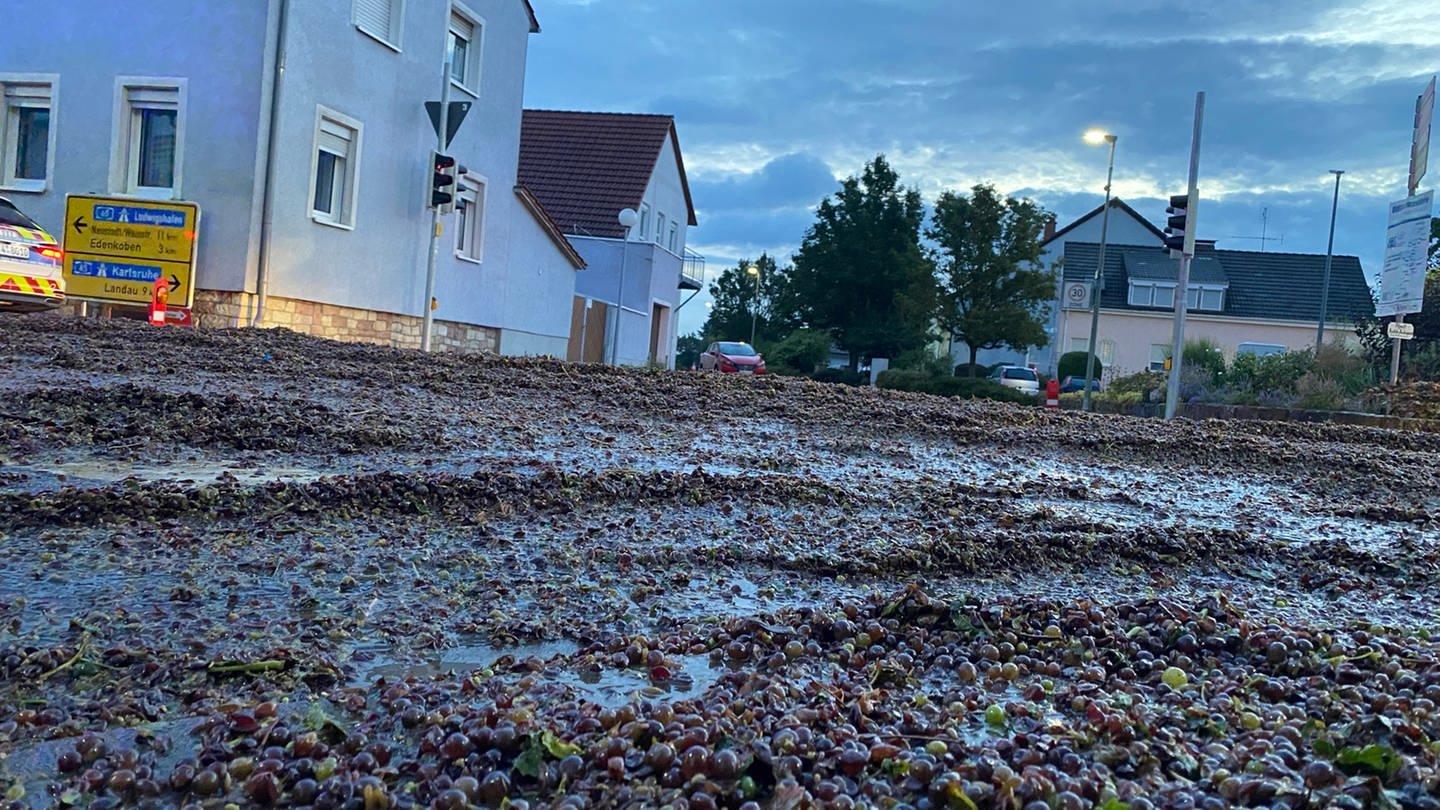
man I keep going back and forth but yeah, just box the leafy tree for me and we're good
[1431,216,1439,275]
[699,253,791,345]
[764,328,832,375]
[699,252,777,340]
[789,155,937,370]
[675,332,707,370]
[927,184,1054,375]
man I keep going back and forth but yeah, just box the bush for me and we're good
[764,329,832,375]
[1230,350,1314,394]
[1106,370,1165,395]
[953,363,989,378]
[1057,351,1103,381]
[1294,372,1346,411]
[894,347,953,377]
[876,370,1037,405]
[810,367,866,386]
[1182,338,1226,383]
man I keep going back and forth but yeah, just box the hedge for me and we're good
[876,370,1038,405]
[1057,351,1103,381]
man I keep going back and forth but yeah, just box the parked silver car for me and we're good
[988,365,1040,396]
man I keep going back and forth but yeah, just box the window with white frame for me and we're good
[655,212,666,244]
[354,0,404,48]
[113,81,184,198]
[638,203,650,239]
[1099,339,1115,365]
[1068,337,1089,353]
[1184,285,1225,312]
[1,78,55,190]
[310,108,362,228]
[454,176,485,261]
[668,223,678,253]
[1128,280,1175,308]
[448,5,483,92]
[1149,343,1170,372]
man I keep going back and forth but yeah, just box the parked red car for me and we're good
[700,341,767,374]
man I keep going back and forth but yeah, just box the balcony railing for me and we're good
[680,248,706,291]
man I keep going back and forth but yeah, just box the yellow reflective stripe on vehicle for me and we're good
[0,274,61,295]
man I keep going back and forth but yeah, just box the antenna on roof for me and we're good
[1228,207,1284,251]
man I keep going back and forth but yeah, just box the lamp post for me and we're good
[1081,129,1117,412]
[746,263,762,345]
[610,207,638,365]
[1315,169,1344,352]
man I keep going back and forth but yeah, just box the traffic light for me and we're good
[1164,191,1197,256]
[431,151,457,214]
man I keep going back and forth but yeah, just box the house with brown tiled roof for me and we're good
[8,0,586,356]
[519,110,703,368]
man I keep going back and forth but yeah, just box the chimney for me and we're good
[1043,217,1056,242]
[1194,239,1217,254]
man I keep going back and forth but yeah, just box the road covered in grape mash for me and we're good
[1,315,1439,809]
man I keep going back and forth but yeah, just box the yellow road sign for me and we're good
[61,194,200,307]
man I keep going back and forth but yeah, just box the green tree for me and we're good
[927,184,1054,375]
[1430,216,1439,275]
[700,253,790,345]
[675,332,706,370]
[788,155,937,370]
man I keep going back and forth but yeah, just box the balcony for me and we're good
[680,248,706,291]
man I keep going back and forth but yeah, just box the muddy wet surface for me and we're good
[1,317,1439,809]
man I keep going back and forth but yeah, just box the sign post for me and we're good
[61,195,200,311]
[1385,76,1436,385]
[1164,91,1206,420]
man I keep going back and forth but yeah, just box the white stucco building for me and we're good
[518,110,702,368]
[1,0,585,354]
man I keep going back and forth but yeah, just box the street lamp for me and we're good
[610,207,638,365]
[1315,169,1344,352]
[746,263,762,345]
[1081,129,1118,413]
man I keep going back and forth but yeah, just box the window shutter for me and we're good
[354,0,393,39]
[4,83,50,105]
[318,118,352,156]
[127,86,178,108]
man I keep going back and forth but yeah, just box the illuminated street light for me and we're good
[1081,130,1118,412]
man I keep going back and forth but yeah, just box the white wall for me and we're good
[1061,309,1359,378]
[958,204,1161,375]
[1,1,271,293]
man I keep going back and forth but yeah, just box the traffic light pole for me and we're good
[1165,91,1205,420]
[420,60,452,353]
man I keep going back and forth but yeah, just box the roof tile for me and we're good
[518,110,694,239]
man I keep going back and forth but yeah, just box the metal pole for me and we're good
[420,60,452,352]
[1165,91,1206,420]
[611,231,629,365]
[1081,136,1116,412]
[1315,170,1343,352]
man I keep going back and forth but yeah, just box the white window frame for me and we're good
[1185,284,1225,312]
[1149,343,1170,372]
[1068,337,1089,353]
[0,74,58,193]
[354,0,405,51]
[668,222,678,253]
[654,212,666,244]
[448,3,484,97]
[1099,339,1115,365]
[109,78,186,200]
[1128,280,1176,309]
[638,203,651,239]
[453,174,486,263]
[308,106,363,230]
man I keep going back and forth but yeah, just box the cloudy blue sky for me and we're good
[523,0,1440,337]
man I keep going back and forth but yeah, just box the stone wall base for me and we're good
[191,290,499,354]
